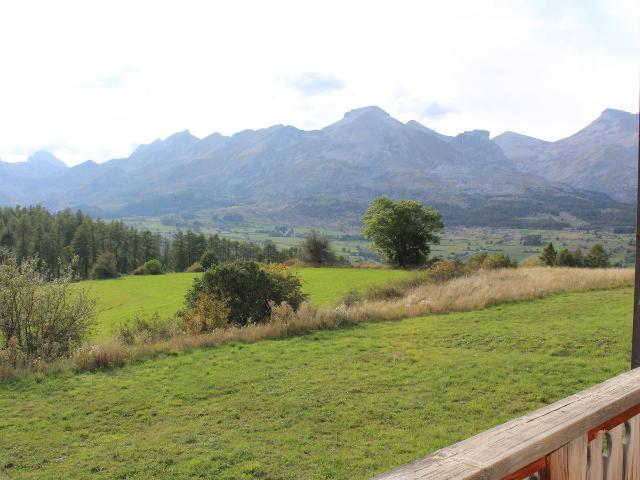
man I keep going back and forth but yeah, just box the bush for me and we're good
[0,253,96,360]
[426,259,465,282]
[464,253,517,272]
[116,312,180,345]
[521,256,543,268]
[186,262,204,273]
[91,251,120,279]
[185,261,306,325]
[74,342,129,371]
[199,251,219,270]
[299,230,337,266]
[143,259,163,275]
[132,259,163,275]
[180,294,230,335]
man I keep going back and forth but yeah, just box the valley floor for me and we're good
[0,287,633,479]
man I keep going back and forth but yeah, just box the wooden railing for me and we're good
[372,368,640,480]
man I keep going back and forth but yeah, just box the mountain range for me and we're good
[0,106,637,228]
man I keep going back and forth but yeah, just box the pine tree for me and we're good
[539,242,557,266]
[72,222,92,279]
[585,243,610,268]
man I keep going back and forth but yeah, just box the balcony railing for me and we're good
[372,368,640,480]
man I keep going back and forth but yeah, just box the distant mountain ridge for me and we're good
[0,106,636,228]
[494,108,638,203]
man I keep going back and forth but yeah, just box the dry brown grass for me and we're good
[336,267,633,323]
[1,267,633,380]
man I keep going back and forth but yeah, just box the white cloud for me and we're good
[0,0,637,165]
[284,73,345,96]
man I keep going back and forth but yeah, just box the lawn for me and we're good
[82,268,411,338]
[0,287,633,479]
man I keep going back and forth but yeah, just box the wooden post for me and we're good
[633,99,640,370]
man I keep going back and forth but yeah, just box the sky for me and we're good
[0,0,638,166]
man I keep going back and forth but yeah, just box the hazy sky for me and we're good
[0,0,638,166]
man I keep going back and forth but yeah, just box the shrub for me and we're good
[180,294,230,335]
[339,289,362,307]
[185,261,306,325]
[142,259,163,275]
[464,253,516,272]
[0,253,96,360]
[116,312,180,345]
[199,251,219,270]
[133,259,163,275]
[299,230,337,266]
[186,262,204,273]
[91,251,120,279]
[74,342,128,371]
[268,300,296,323]
[521,256,543,268]
[426,259,465,282]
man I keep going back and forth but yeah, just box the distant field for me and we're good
[0,288,632,479]
[82,268,410,338]
[123,216,636,267]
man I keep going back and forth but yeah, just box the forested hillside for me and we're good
[0,206,296,279]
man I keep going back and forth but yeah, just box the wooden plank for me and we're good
[590,405,640,441]
[503,457,547,480]
[549,435,588,480]
[549,444,570,479]
[588,432,603,480]
[625,415,640,480]
[372,369,640,480]
[605,423,624,480]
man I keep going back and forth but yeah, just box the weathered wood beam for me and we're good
[371,369,640,480]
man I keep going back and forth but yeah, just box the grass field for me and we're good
[0,287,632,479]
[83,268,411,338]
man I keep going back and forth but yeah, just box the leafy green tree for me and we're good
[300,230,336,266]
[539,242,557,266]
[185,261,305,325]
[362,197,443,267]
[585,243,610,268]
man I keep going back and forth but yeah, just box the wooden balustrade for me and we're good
[372,368,640,480]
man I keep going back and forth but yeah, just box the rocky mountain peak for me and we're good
[26,150,67,169]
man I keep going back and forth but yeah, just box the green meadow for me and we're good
[0,287,632,479]
[83,268,411,338]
